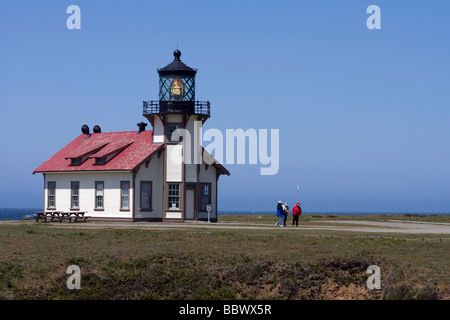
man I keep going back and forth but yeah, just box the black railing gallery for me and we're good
[143,100,210,116]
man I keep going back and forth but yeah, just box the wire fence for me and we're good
[1,230,91,237]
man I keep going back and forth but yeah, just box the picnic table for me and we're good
[35,211,64,222]
[66,211,89,223]
[35,211,89,223]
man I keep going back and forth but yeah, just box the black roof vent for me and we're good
[137,122,147,134]
[93,125,101,133]
[81,125,89,134]
[81,124,90,139]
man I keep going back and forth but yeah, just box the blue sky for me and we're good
[0,0,449,213]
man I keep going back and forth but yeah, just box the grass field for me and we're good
[0,214,449,300]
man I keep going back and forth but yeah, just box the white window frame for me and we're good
[168,183,180,210]
[95,181,104,210]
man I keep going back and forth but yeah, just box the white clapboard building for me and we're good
[33,50,230,222]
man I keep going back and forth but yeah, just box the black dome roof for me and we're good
[157,50,197,77]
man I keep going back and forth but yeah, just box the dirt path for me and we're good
[312,220,450,234]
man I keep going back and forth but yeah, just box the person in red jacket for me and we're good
[292,202,302,227]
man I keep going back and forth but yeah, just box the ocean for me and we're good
[0,208,448,221]
[0,208,43,221]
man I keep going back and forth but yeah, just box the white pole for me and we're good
[207,204,211,223]
[297,185,299,203]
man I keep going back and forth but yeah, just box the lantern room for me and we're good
[158,50,196,102]
[143,49,210,118]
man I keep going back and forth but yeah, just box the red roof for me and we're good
[90,140,134,158]
[33,130,162,173]
[64,141,109,159]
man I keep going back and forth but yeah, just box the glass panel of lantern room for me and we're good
[159,77,195,102]
[159,77,171,101]
[182,77,195,101]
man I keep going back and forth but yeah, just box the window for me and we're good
[168,184,180,209]
[70,158,81,166]
[199,183,211,212]
[95,181,104,209]
[168,124,182,142]
[47,182,56,209]
[71,181,80,209]
[95,157,106,165]
[140,181,152,211]
[159,77,195,102]
[120,181,130,210]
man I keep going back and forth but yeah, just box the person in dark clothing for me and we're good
[276,201,284,226]
[282,202,289,227]
[292,202,302,227]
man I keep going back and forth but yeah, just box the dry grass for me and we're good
[0,216,448,300]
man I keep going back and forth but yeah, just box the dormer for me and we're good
[65,142,108,166]
[90,141,134,166]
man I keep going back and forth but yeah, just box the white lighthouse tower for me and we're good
[143,50,229,221]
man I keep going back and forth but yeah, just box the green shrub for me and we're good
[0,261,23,289]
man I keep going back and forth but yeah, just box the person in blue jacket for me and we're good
[276,201,284,227]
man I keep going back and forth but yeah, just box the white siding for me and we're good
[185,164,197,183]
[198,164,217,220]
[44,172,133,219]
[166,115,183,122]
[166,144,182,182]
[185,116,201,183]
[166,211,182,219]
[134,155,164,219]
[153,117,164,144]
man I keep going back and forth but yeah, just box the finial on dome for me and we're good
[173,49,181,61]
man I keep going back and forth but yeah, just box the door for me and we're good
[185,189,195,220]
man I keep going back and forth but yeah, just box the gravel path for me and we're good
[312,220,450,234]
[2,219,449,234]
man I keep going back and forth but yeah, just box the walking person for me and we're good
[276,201,284,227]
[292,202,302,227]
[282,202,289,227]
